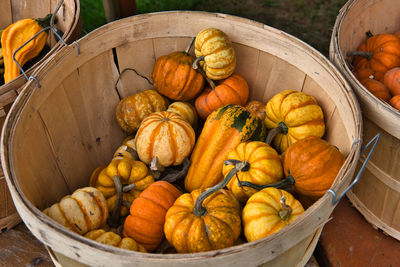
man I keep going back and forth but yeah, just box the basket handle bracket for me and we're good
[327,133,381,206]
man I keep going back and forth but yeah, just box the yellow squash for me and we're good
[85,229,147,252]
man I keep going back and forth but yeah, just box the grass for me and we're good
[80,0,348,56]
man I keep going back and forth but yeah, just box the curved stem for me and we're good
[192,55,217,90]
[122,183,136,193]
[366,30,373,38]
[193,160,250,217]
[346,51,373,60]
[108,175,122,228]
[185,37,195,54]
[238,175,295,190]
[265,121,288,145]
[278,194,292,221]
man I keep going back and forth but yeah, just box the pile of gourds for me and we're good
[0,15,51,85]
[43,28,346,254]
[348,30,400,111]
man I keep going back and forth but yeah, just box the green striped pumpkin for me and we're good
[184,104,265,192]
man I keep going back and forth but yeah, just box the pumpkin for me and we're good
[222,141,283,203]
[43,187,108,235]
[383,67,400,96]
[194,73,249,119]
[349,33,400,82]
[89,158,154,216]
[115,89,168,134]
[135,111,196,167]
[264,90,325,153]
[113,136,137,160]
[354,67,376,81]
[390,95,400,111]
[194,28,236,80]
[1,15,50,83]
[361,78,391,102]
[165,163,242,253]
[167,101,198,129]
[242,188,304,242]
[151,51,205,101]
[245,100,266,121]
[123,181,182,252]
[85,229,147,252]
[284,136,345,199]
[184,104,265,192]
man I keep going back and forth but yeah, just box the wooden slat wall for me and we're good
[0,0,13,28]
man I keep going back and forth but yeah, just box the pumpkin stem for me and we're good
[366,31,374,38]
[122,200,132,209]
[346,51,373,60]
[192,55,217,90]
[238,175,295,190]
[193,160,250,217]
[160,157,191,183]
[185,37,196,54]
[265,121,288,145]
[108,175,123,228]
[150,156,165,179]
[278,194,292,221]
[36,14,52,28]
[122,183,136,192]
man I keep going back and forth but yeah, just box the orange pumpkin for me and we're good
[390,95,400,111]
[135,111,196,167]
[165,163,243,253]
[242,188,304,242]
[151,51,205,101]
[383,67,400,96]
[283,136,345,199]
[115,89,168,134]
[245,100,266,121]
[194,73,249,119]
[123,181,182,252]
[361,78,391,102]
[349,33,400,82]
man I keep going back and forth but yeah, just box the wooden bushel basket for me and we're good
[0,0,81,232]
[2,12,362,266]
[330,0,400,240]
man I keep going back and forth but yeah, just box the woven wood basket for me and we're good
[330,0,400,240]
[2,11,362,266]
[0,0,81,232]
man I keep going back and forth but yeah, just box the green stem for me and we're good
[192,55,217,90]
[36,14,52,28]
[265,121,288,145]
[238,175,295,190]
[346,51,373,60]
[108,175,122,228]
[193,160,250,217]
[122,183,136,193]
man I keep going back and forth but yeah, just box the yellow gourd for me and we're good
[1,15,51,83]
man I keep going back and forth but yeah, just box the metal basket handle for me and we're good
[11,0,80,88]
[327,133,381,205]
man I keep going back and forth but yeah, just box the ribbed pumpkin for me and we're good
[85,229,147,252]
[184,104,265,192]
[360,78,391,102]
[165,164,242,253]
[167,101,198,129]
[242,188,304,242]
[194,73,249,119]
[89,158,154,216]
[349,33,400,81]
[115,89,168,134]
[222,141,283,203]
[264,90,325,153]
[151,51,205,101]
[123,181,182,252]
[245,100,266,121]
[135,111,196,167]
[390,95,400,111]
[43,187,108,235]
[284,136,345,199]
[383,67,400,96]
[194,28,236,80]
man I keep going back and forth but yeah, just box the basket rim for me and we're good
[1,10,362,263]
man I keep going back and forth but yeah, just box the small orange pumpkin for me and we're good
[383,67,400,96]
[194,73,249,119]
[123,181,182,252]
[361,78,391,102]
[151,51,205,101]
[390,95,400,111]
[284,136,345,199]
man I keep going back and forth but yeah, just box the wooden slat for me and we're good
[234,43,260,96]
[10,0,51,22]
[0,0,13,28]
[153,37,193,59]
[0,178,6,218]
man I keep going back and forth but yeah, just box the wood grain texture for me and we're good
[2,11,361,266]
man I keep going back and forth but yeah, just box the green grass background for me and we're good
[80,0,348,56]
